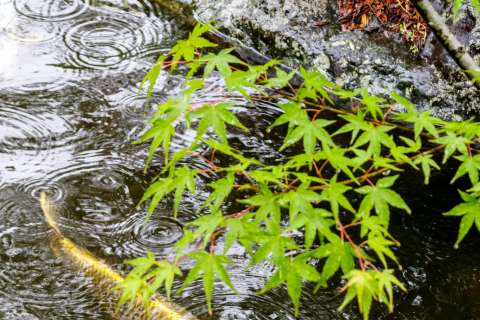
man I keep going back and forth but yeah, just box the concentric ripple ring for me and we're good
[64,15,143,69]
[14,0,89,21]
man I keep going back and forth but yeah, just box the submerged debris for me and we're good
[337,0,428,50]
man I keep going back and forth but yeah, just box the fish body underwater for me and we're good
[40,192,196,320]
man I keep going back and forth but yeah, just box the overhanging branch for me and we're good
[412,0,480,87]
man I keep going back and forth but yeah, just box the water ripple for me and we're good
[0,246,112,319]
[0,190,47,242]
[0,105,84,184]
[109,212,184,258]
[38,172,185,260]
[0,36,68,93]
[14,0,89,21]
[175,256,342,319]
[4,16,59,43]
[0,106,74,151]
[89,0,158,16]
[29,162,182,260]
[63,9,171,70]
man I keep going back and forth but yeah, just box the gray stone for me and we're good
[193,0,480,118]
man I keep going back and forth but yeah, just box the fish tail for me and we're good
[39,192,193,320]
[40,192,62,237]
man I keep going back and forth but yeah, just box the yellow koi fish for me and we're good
[40,192,195,320]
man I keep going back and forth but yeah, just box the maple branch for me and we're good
[412,0,480,87]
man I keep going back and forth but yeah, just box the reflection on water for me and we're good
[0,0,480,319]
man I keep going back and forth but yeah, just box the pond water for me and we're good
[0,1,479,319]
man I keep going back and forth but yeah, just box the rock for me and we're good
[193,0,480,118]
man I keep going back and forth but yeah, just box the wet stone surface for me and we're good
[194,0,480,118]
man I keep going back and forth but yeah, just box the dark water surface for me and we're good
[0,1,479,319]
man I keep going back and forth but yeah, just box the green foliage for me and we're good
[339,269,406,320]
[118,22,480,319]
[356,175,411,224]
[453,0,480,20]
[444,190,480,248]
[178,252,236,314]
[192,102,247,143]
[115,252,181,309]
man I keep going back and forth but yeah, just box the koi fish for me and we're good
[40,192,195,320]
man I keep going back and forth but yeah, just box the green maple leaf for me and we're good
[140,55,166,99]
[339,271,375,319]
[453,0,464,19]
[313,239,356,285]
[388,136,421,169]
[192,102,247,143]
[375,269,406,312]
[299,68,335,103]
[410,110,440,139]
[353,123,395,158]
[250,231,297,266]
[149,97,188,123]
[178,252,236,315]
[263,67,295,88]
[278,183,322,221]
[139,176,175,220]
[360,215,390,238]
[240,186,281,224]
[289,258,321,316]
[469,182,480,195]
[432,132,470,163]
[451,154,480,184]
[286,152,321,170]
[268,101,309,130]
[392,92,440,138]
[171,166,198,217]
[138,166,198,219]
[258,256,321,317]
[471,0,480,13]
[170,24,217,62]
[319,147,360,183]
[356,175,411,225]
[444,191,480,248]
[360,89,385,120]
[203,172,235,212]
[224,68,258,97]
[205,139,259,167]
[339,269,405,320]
[248,167,288,187]
[223,217,255,253]
[290,208,336,249]
[413,154,440,184]
[116,275,146,308]
[319,177,355,217]
[203,48,246,77]
[442,119,480,140]
[371,154,403,171]
[367,234,399,268]
[187,211,225,248]
[390,145,416,168]
[280,118,335,154]
[137,119,175,170]
[334,111,370,144]
[146,259,182,301]
[115,252,182,309]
